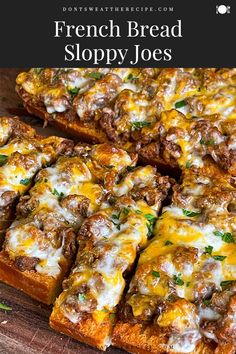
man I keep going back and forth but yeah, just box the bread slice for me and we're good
[0,251,71,304]
[112,321,214,354]
[50,304,114,351]
[16,86,108,144]
[16,86,180,178]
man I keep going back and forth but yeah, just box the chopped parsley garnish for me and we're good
[20,178,31,186]
[135,210,142,215]
[200,138,215,146]
[203,299,211,306]
[88,72,103,80]
[213,255,227,261]
[185,161,191,169]
[52,188,64,200]
[0,154,8,166]
[109,313,116,323]
[124,73,138,82]
[182,209,201,217]
[165,240,173,246]
[78,293,86,302]
[111,214,119,220]
[186,281,191,287]
[204,245,213,255]
[200,138,206,145]
[144,214,157,238]
[220,280,233,288]
[173,274,184,286]
[0,303,12,311]
[131,121,151,130]
[175,100,186,109]
[105,165,114,169]
[102,308,109,313]
[35,68,43,74]
[152,270,160,278]
[144,214,157,222]
[68,87,80,97]
[208,139,215,145]
[122,207,130,216]
[213,230,234,243]
[126,166,136,172]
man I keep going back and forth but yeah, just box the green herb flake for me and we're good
[0,303,12,311]
[68,87,80,96]
[20,178,31,186]
[109,313,116,324]
[144,214,156,222]
[111,214,119,220]
[213,230,223,237]
[213,255,227,261]
[102,308,109,313]
[220,280,233,288]
[122,207,130,216]
[186,281,191,287]
[131,121,151,130]
[0,154,8,166]
[208,139,215,145]
[78,293,86,302]
[204,245,213,255]
[144,214,157,239]
[152,270,160,278]
[52,188,64,200]
[165,240,173,246]
[135,210,142,215]
[88,72,103,80]
[175,100,186,109]
[200,138,215,146]
[213,230,234,243]
[185,161,191,169]
[203,299,211,306]
[173,274,184,286]
[126,166,136,172]
[200,138,206,145]
[105,165,114,169]
[35,68,43,75]
[182,209,201,217]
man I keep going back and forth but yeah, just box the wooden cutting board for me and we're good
[0,69,125,354]
[0,282,125,354]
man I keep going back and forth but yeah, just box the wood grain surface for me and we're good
[0,282,125,354]
[0,69,125,354]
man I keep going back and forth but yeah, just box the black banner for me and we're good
[0,0,234,67]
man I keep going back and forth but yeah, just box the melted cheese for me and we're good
[59,200,157,323]
[5,155,104,277]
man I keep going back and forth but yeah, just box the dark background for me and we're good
[0,0,235,67]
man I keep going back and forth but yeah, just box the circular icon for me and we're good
[218,5,228,14]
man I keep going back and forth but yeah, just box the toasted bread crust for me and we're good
[50,304,113,351]
[16,86,180,178]
[112,321,215,354]
[0,251,71,304]
[16,86,108,144]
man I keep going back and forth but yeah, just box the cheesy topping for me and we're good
[122,162,236,353]
[4,155,104,277]
[4,142,163,279]
[57,197,157,324]
[16,68,236,175]
[0,117,72,233]
[52,159,171,325]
